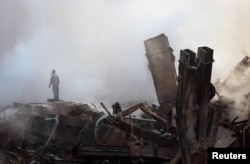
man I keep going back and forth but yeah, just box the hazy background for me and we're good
[1,0,250,108]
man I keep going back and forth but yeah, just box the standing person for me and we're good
[49,69,60,100]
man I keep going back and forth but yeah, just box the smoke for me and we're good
[214,57,250,120]
[1,0,250,109]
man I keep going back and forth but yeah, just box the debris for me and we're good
[0,33,249,163]
[144,33,177,127]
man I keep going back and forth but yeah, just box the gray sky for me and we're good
[1,0,250,108]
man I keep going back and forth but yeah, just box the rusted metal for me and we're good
[176,47,220,164]
[1,33,250,163]
[100,102,111,115]
[176,49,197,164]
[197,47,214,144]
[144,34,178,127]
[243,125,250,147]
[118,103,167,128]
[144,34,178,104]
[0,99,180,163]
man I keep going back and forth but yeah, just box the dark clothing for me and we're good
[49,74,60,100]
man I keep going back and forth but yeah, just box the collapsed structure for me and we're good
[0,33,250,163]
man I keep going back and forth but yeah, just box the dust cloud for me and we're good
[1,0,250,110]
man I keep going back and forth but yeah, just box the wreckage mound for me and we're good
[0,101,178,163]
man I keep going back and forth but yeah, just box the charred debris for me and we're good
[0,33,250,164]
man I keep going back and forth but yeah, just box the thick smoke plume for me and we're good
[214,57,250,121]
[1,0,250,110]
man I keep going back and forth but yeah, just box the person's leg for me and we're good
[56,87,59,100]
[53,87,57,100]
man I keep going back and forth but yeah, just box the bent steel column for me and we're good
[197,47,214,144]
[144,34,177,127]
[176,49,197,164]
[144,34,177,105]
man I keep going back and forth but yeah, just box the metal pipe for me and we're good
[44,114,59,148]
[124,116,157,123]
[100,102,111,115]
[94,114,114,144]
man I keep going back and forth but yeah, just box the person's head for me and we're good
[51,69,56,74]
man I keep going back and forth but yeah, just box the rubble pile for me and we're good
[0,101,178,163]
[0,33,249,164]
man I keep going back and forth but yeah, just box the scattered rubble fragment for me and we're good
[0,33,249,163]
